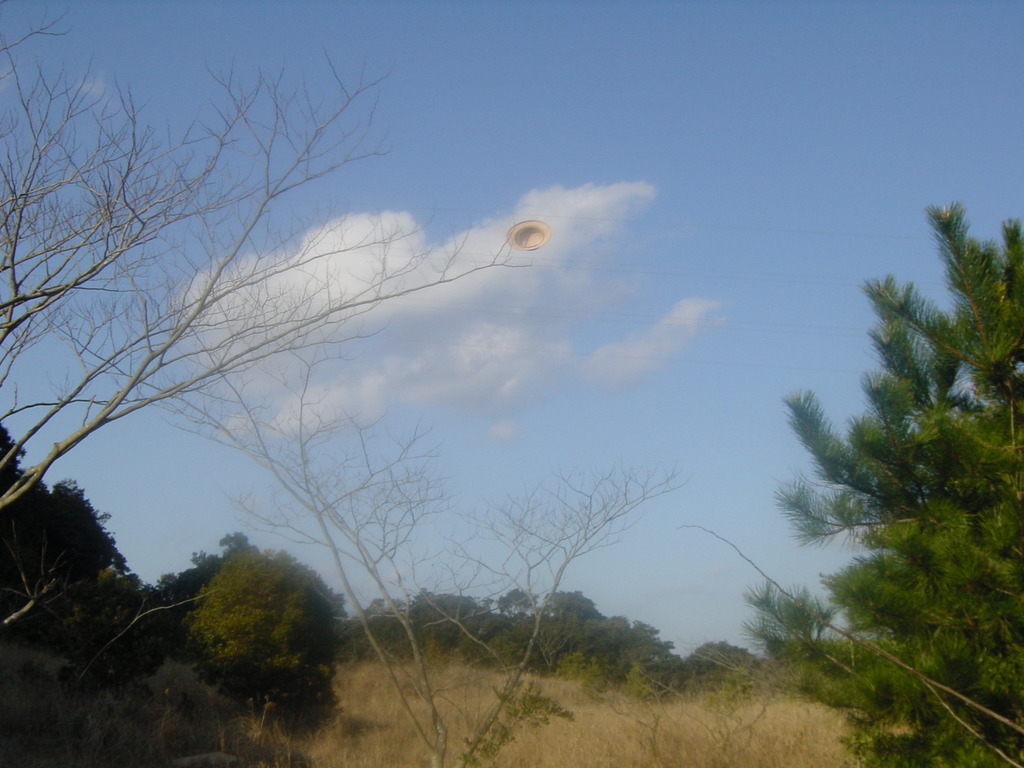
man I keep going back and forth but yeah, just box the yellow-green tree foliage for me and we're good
[188,549,341,709]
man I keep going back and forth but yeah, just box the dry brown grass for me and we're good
[1,644,854,767]
[310,663,856,768]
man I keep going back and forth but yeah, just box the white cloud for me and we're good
[198,181,716,434]
[583,297,721,391]
[487,420,520,442]
[390,323,573,412]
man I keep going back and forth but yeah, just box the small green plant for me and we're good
[624,664,656,700]
[464,682,573,765]
[556,651,613,694]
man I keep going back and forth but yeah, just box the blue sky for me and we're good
[7,1,1024,651]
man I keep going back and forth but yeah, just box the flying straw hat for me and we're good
[506,220,551,251]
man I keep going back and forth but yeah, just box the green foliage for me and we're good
[0,425,127,628]
[50,570,165,689]
[154,532,259,658]
[679,641,759,690]
[556,650,614,693]
[623,663,656,699]
[342,588,688,690]
[187,549,343,710]
[747,205,1024,767]
[531,594,684,687]
[462,682,573,766]
[0,425,162,690]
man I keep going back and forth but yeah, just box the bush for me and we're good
[53,571,165,689]
[187,549,342,711]
[557,651,614,693]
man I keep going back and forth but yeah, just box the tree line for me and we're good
[0,446,750,712]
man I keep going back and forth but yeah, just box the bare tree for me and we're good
[191,353,678,768]
[0,18,505,513]
[0,17,676,763]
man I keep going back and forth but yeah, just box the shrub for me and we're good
[187,549,342,711]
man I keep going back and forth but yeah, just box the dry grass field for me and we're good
[0,644,855,768]
[312,664,855,768]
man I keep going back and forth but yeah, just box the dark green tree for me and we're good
[747,205,1024,767]
[49,570,165,689]
[187,549,344,710]
[338,587,686,691]
[0,425,126,629]
[0,423,169,688]
[679,641,758,689]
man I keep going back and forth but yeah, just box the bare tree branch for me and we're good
[1,524,65,628]
[0,28,511,513]
[189,342,678,767]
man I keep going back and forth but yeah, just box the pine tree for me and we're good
[747,204,1024,768]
